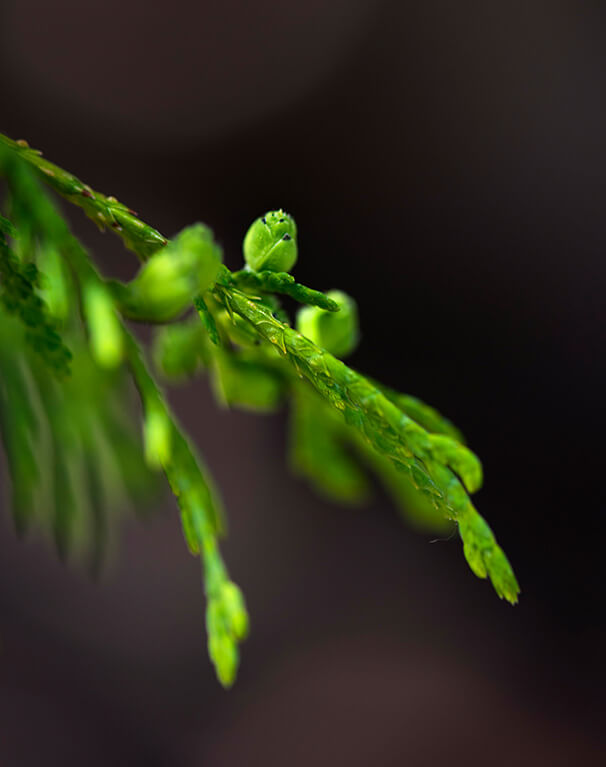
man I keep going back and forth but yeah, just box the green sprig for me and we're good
[217,285,519,603]
[229,268,340,311]
[0,131,520,692]
[0,133,168,260]
[0,138,248,682]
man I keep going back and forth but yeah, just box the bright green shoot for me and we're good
[0,132,519,688]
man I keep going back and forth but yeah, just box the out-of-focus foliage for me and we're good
[0,132,519,687]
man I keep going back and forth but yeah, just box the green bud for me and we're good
[127,224,221,321]
[296,290,359,358]
[37,246,69,320]
[213,355,283,412]
[152,320,203,380]
[206,593,242,688]
[220,581,249,640]
[243,209,297,273]
[143,406,172,469]
[82,281,124,368]
[208,632,239,688]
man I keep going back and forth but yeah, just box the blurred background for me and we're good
[1,0,605,764]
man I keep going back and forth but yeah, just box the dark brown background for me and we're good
[1,1,605,764]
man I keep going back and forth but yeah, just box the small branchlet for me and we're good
[230,269,340,311]
[0,133,167,260]
[0,135,520,690]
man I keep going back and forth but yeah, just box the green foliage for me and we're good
[114,224,222,322]
[290,386,371,504]
[153,317,206,380]
[0,215,72,376]
[229,267,339,311]
[0,134,167,260]
[296,290,359,358]
[0,131,519,687]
